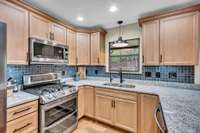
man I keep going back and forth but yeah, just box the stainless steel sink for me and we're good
[103,82,135,88]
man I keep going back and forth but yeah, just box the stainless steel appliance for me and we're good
[0,22,7,133]
[154,104,168,133]
[23,73,78,133]
[29,38,68,64]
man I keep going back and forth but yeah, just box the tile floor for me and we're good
[73,118,128,133]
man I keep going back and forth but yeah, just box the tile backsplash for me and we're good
[7,65,77,84]
[7,65,194,84]
[86,66,194,83]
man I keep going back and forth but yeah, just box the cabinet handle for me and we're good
[13,122,32,133]
[113,100,115,108]
[50,32,54,40]
[97,57,100,64]
[13,107,32,115]
[142,55,144,63]
[154,104,166,133]
[160,55,162,63]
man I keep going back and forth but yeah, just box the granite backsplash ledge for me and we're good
[86,66,194,83]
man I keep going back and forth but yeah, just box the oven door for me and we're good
[30,38,68,64]
[40,94,77,133]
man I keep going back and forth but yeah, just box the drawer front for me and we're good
[7,112,38,133]
[7,101,38,122]
[95,88,137,101]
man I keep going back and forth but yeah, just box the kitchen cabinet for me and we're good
[30,13,66,44]
[142,20,160,65]
[95,94,114,124]
[50,23,66,44]
[7,100,38,133]
[142,11,199,65]
[29,13,50,40]
[67,29,77,65]
[95,88,137,132]
[91,32,105,65]
[138,94,159,133]
[160,12,199,65]
[78,86,95,119]
[84,86,95,118]
[0,1,28,64]
[78,87,85,119]
[76,32,91,65]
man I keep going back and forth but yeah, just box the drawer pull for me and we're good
[13,107,32,115]
[13,123,32,133]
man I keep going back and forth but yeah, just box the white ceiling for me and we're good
[25,0,200,29]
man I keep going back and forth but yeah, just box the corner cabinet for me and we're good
[91,32,105,65]
[76,32,91,65]
[67,29,77,65]
[0,1,28,65]
[142,11,199,65]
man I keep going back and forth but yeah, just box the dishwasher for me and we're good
[154,104,168,133]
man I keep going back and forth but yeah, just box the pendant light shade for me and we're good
[112,21,128,48]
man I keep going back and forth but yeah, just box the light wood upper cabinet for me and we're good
[142,11,199,66]
[76,32,90,65]
[0,1,28,64]
[114,98,137,132]
[139,94,159,133]
[91,32,105,65]
[84,86,95,118]
[67,29,77,65]
[29,13,50,40]
[95,94,114,125]
[142,20,160,65]
[160,12,199,65]
[51,23,66,44]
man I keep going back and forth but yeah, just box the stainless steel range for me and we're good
[23,73,78,133]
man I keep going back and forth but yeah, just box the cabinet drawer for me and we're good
[7,101,38,122]
[7,112,38,133]
[95,88,137,101]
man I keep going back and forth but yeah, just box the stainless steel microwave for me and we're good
[29,38,68,64]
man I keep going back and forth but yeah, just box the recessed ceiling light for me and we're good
[109,6,117,12]
[77,16,84,21]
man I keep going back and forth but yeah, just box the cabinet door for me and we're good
[95,94,114,125]
[30,13,50,40]
[76,33,90,65]
[139,94,159,133]
[0,1,28,64]
[84,86,95,118]
[78,87,85,120]
[67,29,77,65]
[51,23,66,44]
[142,20,160,65]
[114,98,137,132]
[91,32,105,65]
[160,12,199,65]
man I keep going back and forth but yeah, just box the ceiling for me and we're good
[24,0,200,29]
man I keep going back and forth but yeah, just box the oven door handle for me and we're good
[44,110,77,130]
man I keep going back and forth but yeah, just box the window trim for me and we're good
[108,37,142,74]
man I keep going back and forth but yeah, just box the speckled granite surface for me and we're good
[62,77,200,133]
[7,91,39,108]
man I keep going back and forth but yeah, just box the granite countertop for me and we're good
[7,91,39,108]
[62,77,200,133]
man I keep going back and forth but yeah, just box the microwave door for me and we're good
[0,22,7,133]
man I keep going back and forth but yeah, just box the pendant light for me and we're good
[112,21,128,48]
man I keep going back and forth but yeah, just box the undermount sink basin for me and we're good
[103,82,135,88]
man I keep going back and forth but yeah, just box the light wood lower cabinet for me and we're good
[95,88,137,133]
[78,86,95,119]
[138,94,160,133]
[114,98,137,132]
[95,94,114,125]
[7,101,38,133]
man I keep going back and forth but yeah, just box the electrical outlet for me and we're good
[169,72,177,79]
